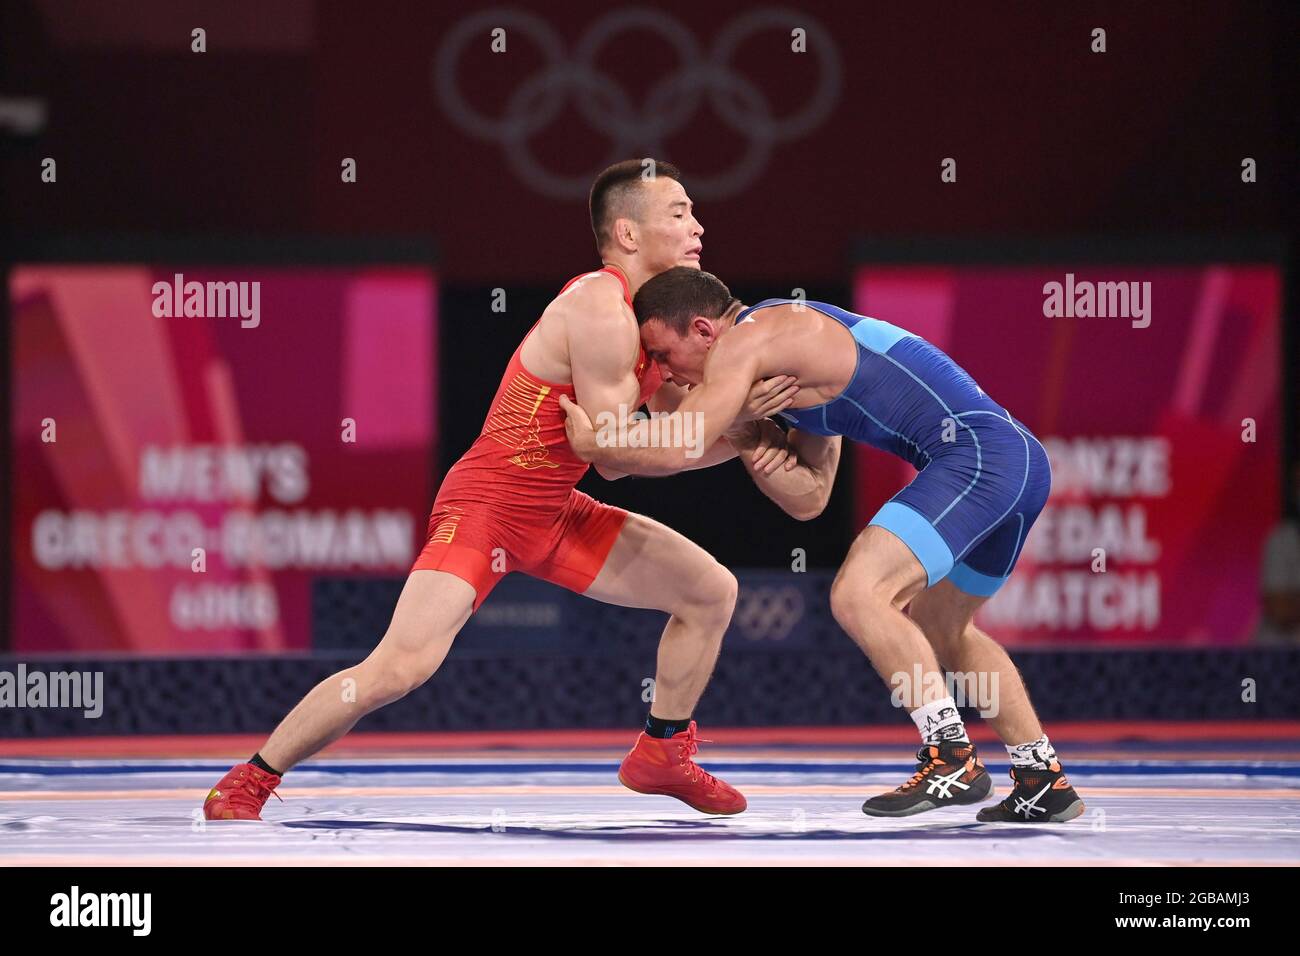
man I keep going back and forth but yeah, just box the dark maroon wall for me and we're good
[2,1,1291,282]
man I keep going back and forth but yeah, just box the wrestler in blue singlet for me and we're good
[736,299,1051,596]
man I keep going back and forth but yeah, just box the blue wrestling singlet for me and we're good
[736,299,1052,596]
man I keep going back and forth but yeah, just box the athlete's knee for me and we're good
[829,564,899,635]
[714,566,740,620]
[829,580,867,635]
[360,643,449,704]
[367,660,432,705]
[674,562,738,628]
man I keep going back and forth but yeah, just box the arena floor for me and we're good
[3,725,1297,866]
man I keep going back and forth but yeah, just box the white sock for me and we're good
[910,696,969,745]
[1006,735,1057,770]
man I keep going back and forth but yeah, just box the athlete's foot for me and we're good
[862,740,993,817]
[618,721,747,815]
[203,762,283,820]
[976,761,1084,823]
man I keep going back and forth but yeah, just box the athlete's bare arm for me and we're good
[591,377,799,480]
[650,375,803,475]
[649,382,739,473]
[562,319,840,516]
[552,275,652,481]
[558,276,740,479]
[734,424,842,521]
[559,274,798,480]
[563,321,770,475]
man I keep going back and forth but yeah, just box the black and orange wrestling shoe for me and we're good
[862,741,994,817]
[976,761,1084,823]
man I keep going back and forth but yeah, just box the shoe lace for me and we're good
[234,767,283,806]
[898,746,941,792]
[676,725,720,789]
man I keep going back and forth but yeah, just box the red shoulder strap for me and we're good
[599,266,633,307]
[557,267,632,307]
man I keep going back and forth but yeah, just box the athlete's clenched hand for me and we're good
[725,418,800,475]
[739,375,799,422]
[558,394,599,461]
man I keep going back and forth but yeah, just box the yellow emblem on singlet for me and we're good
[485,372,560,470]
[429,508,463,544]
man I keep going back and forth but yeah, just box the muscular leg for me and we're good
[259,570,475,772]
[261,510,733,772]
[906,578,1083,822]
[907,578,1044,745]
[581,512,738,719]
[828,525,946,711]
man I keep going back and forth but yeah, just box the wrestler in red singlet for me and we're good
[202,161,756,823]
[412,267,662,606]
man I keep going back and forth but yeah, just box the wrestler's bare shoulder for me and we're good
[522,270,634,381]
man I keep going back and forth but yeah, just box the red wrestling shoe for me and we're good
[618,721,747,815]
[203,763,283,820]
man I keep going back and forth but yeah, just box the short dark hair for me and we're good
[634,267,738,334]
[589,159,682,253]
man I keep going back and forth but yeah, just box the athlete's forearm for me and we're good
[682,438,739,470]
[735,429,841,521]
[582,387,746,474]
[564,337,760,473]
[597,438,737,479]
[582,420,696,474]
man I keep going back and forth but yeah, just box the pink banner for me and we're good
[10,265,437,654]
[854,263,1281,645]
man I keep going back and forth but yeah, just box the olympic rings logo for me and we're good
[734,584,806,642]
[433,7,842,199]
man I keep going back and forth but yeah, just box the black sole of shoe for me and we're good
[862,777,995,817]
[976,798,1086,823]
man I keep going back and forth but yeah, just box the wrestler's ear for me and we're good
[611,216,637,253]
[691,315,715,341]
